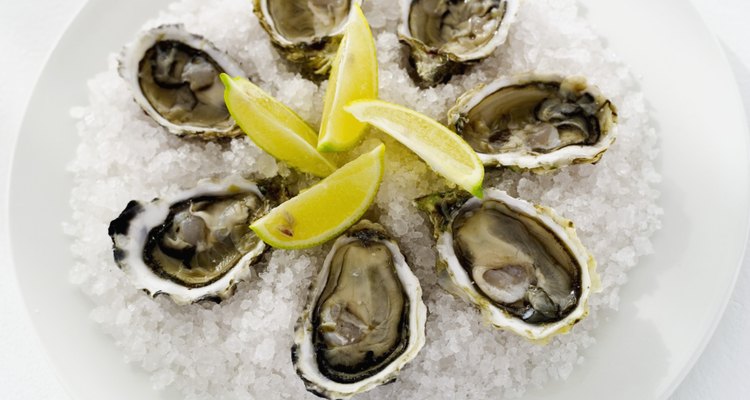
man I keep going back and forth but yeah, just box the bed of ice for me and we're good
[66,0,662,398]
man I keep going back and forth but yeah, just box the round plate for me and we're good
[8,0,749,399]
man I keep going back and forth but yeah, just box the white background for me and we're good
[1,1,748,399]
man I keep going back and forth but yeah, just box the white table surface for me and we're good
[1,1,748,399]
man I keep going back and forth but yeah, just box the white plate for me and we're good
[7,0,749,399]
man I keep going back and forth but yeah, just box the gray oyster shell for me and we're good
[253,0,363,76]
[447,74,618,172]
[416,189,599,341]
[292,220,427,399]
[398,0,519,86]
[108,175,282,304]
[119,24,245,139]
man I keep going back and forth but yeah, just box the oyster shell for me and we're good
[108,176,282,304]
[119,24,245,139]
[398,0,519,86]
[416,190,599,341]
[447,74,618,172]
[253,0,362,76]
[292,220,426,399]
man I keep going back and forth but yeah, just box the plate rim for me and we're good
[658,16,750,396]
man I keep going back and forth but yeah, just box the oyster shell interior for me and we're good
[254,0,359,75]
[108,176,278,304]
[138,40,231,130]
[292,220,426,399]
[143,192,266,287]
[408,0,507,57]
[452,200,581,324]
[399,0,518,85]
[460,80,606,155]
[119,24,245,138]
[267,0,352,43]
[416,189,597,340]
[314,238,409,383]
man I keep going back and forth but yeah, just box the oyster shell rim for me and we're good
[447,73,619,172]
[424,189,599,341]
[396,0,520,85]
[252,0,364,76]
[396,0,520,62]
[253,0,362,47]
[118,23,246,139]
[291,220,427,399]
[108,175,271,305]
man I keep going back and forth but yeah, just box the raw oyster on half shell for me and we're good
[398,0,519,86]
[108,176,282,304]
[119,24,245,139]
[292,220,427,399]
[447,74,618,172]
[253,0,362,76]
[416,189,599,341]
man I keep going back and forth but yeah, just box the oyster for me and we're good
[398,0,519,86]
[119,24,245,139]
[108,176,281,304]
[416,190,598,341]
[292,220,426,399]
[253,0,362,76]
[447,74,618,172]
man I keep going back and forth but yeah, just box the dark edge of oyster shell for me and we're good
[413,190,472,238]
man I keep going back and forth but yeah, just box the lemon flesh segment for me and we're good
[221,74,337,177]
[251,144,386,249]
[345,99,484,198]
[317,4,378,153]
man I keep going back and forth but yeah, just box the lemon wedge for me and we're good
[221,74,336,177]
[251,144,386,249]
[317,4,378,152]
[345,99,484,197]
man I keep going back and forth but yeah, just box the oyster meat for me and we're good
[398,0,519,86]
[416,190,598,341]
[447,74,618,172]
[253,0,362,76]
[119,24,245,139]
[108,176,281,304]
[292,220,426,399]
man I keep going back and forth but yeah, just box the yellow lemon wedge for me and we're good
[250,144,386,249]
[345,99,484,198]
[317,4,378,152]
[221,74,336,177]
